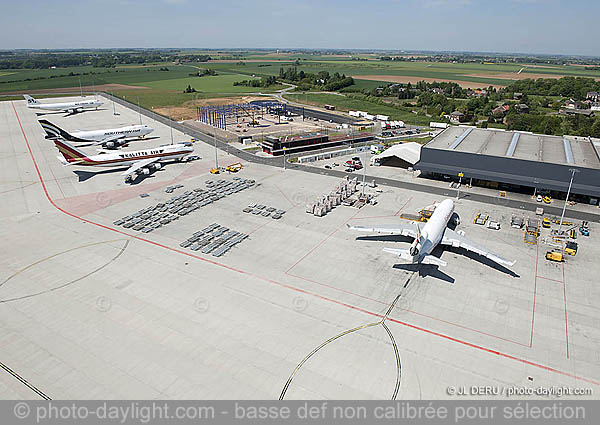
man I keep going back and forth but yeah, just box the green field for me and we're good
[284,93,432,125]
[141,73,283,93]
[2,54,599,118]
[2,56,599,96]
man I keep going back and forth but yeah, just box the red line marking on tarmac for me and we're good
[529,243,539,348]
[275,184,296,208]
[562,262,570,359]
[285,208,363,274]
[536,276,563,284]
[13,102,598,387]
[286,270,529,347]
[394,198,411,216]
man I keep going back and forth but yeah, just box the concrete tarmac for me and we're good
[1,97,599,400]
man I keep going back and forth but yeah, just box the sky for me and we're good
[1,0,598,56]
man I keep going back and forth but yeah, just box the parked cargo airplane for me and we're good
[348,199,515,267]
[53,138,194,183]
[39,119,154,149]
[24,95,103,114]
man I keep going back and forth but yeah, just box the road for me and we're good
[103,93,600,223]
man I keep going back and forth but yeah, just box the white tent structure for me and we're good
[371,142,422,167]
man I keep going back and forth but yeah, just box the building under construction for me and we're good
[197,101,287,130]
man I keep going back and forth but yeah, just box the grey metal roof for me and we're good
[425,127,600,170]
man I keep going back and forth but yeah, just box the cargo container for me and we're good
[430,122,449,129]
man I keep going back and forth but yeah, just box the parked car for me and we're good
[345,167,354,172]
[324,165,332,169]
[536,195,543,202]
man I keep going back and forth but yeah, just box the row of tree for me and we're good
[503,77,600,100]
[278,67,354,91]
[233,76,277,87]
[0,51,212,70]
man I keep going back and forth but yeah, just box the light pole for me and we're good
[111,91,117,116]
[137,96,142,125]
[558,168,579,234]
[456,172,464,200]
[169,107,174,145]
[362,146,367,197]
[283,147,287,170]
[213,126,219,170]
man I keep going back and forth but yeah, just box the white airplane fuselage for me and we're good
[54,139,193,168]
[408,199,455,262]
[73,125,153,142]
[26,96,103,113]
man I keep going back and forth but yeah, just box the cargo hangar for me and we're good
[412,126,600,202]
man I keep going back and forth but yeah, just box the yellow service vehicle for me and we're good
[542,217,551,228]
[225,162,243,173]
[210,168,220,174]
[565,241,578,256]
[543,196,552,204]
[545,251,564,262]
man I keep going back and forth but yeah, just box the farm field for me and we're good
[284,93,433,125]
[4,58,600,95]
[190,58,600,88]
[2,54,600,118]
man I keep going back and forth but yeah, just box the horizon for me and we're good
[1,0,598,56]
[2,47,599,59]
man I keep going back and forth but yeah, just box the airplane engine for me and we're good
[105,142,115,148]
[152,163,162,170]
[141,168,151,175]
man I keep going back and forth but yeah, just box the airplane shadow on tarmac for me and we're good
[73,169,158,185]
[392,263,455,284]
[36,108,107,117]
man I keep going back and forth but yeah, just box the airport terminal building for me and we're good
[416,127,600,202]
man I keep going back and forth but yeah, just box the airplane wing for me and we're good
[95,134,124,145]
[121,158,159,176]
[347,222,418,239]
[441,228,515,267]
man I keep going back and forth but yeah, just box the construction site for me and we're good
[188,100,346,145]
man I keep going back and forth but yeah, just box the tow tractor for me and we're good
[225,162,243,173]
[545,251,564,262]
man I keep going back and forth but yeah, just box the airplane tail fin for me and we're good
[39,119,73,140]
[52,138,88,164]
[24,95,39,106]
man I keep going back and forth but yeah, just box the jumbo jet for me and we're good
[53,138,194,183]
[24,95,103,114]
[348,199,515,268]
[39,119,154,149]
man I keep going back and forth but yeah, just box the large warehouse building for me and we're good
[416,126,600,202]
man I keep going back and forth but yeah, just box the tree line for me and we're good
[278,67,354,91]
